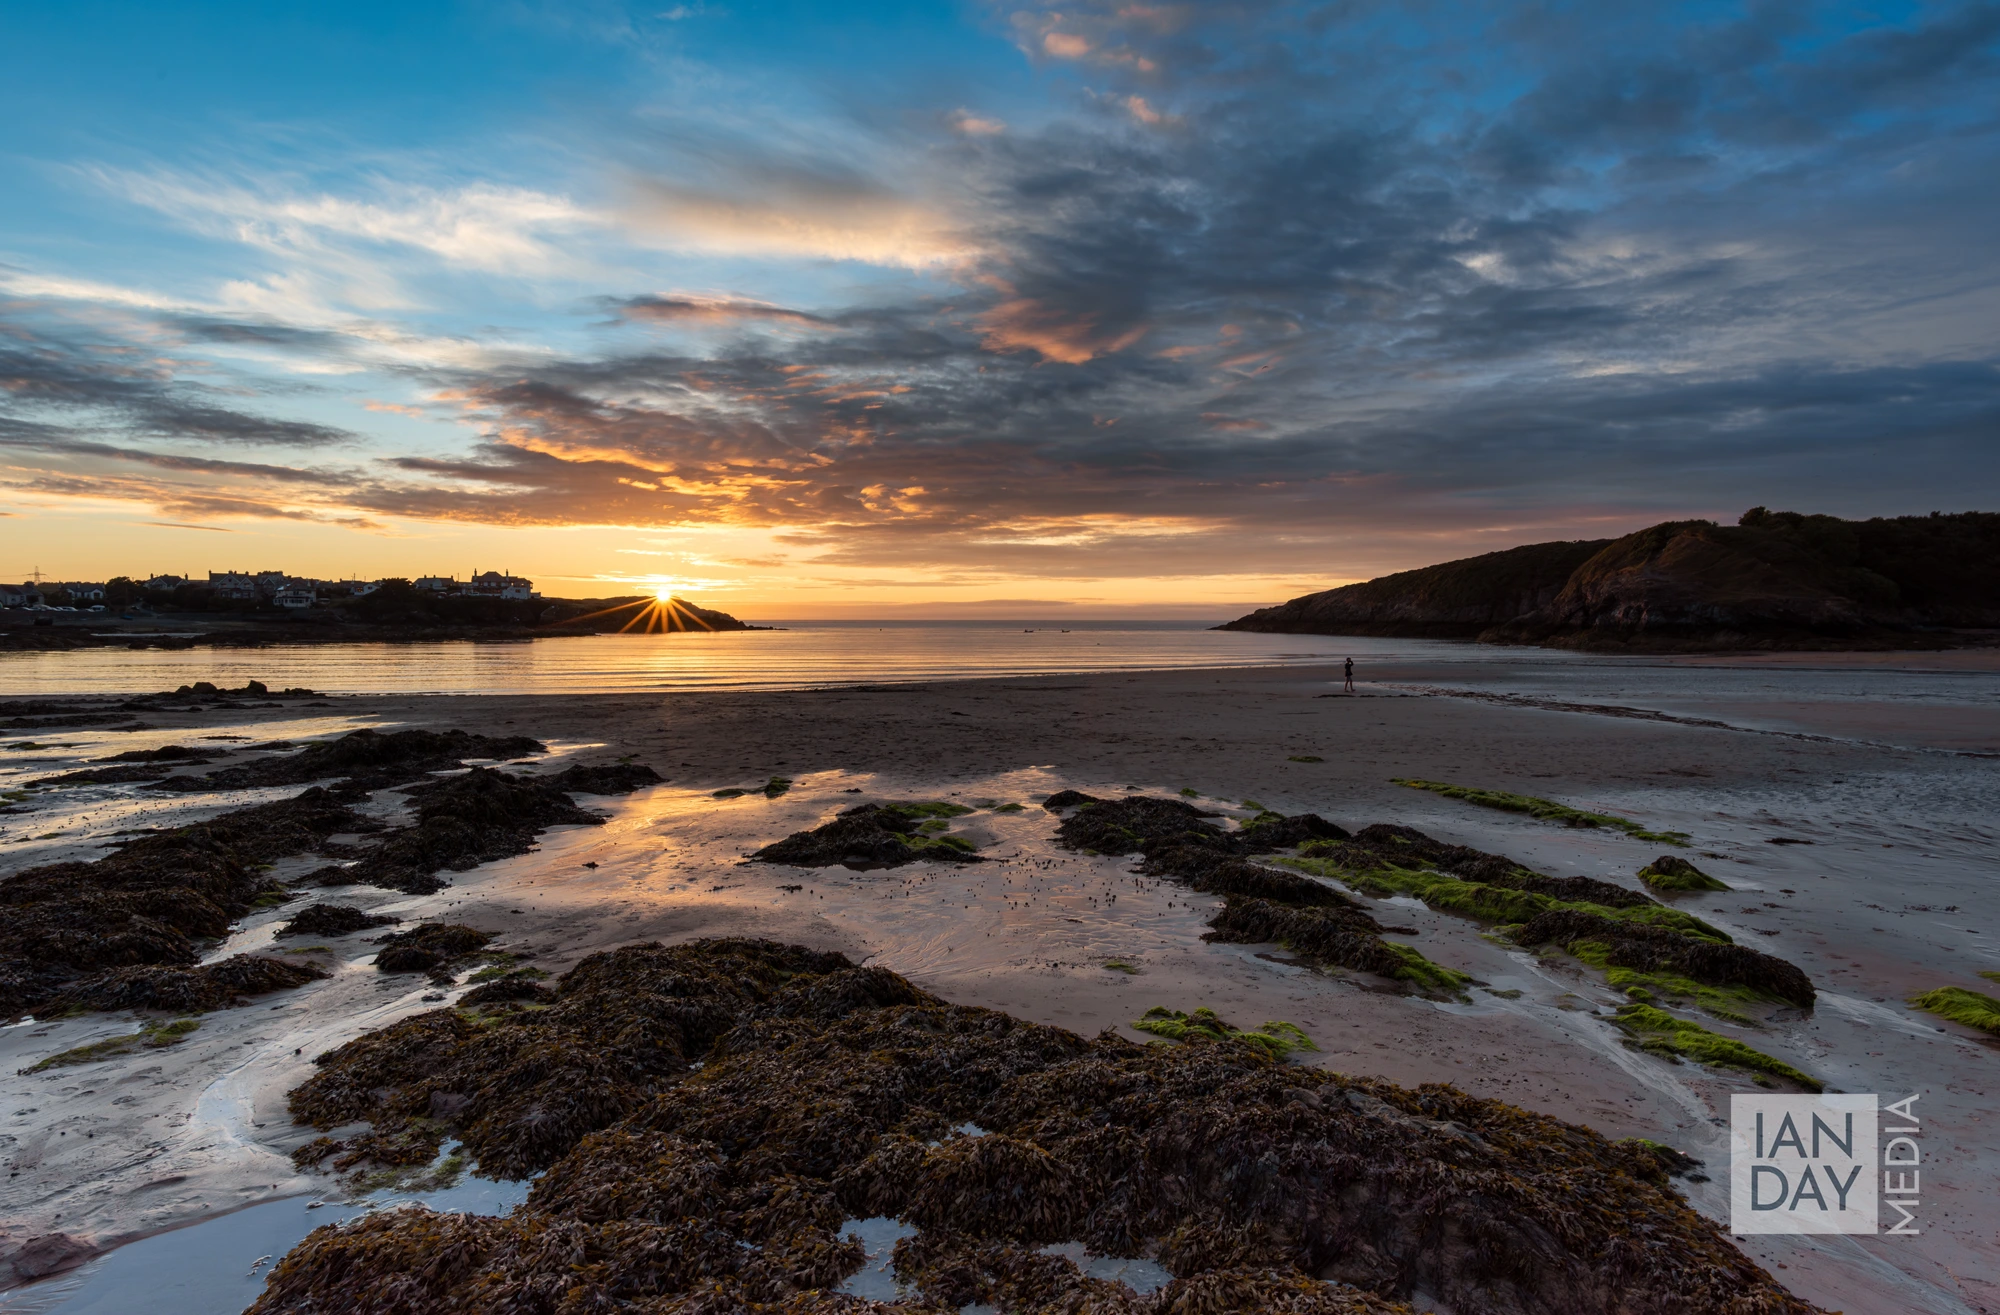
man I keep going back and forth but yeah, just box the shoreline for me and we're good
[1,666,1995,1312]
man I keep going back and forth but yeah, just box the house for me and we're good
[208,571,259,600]
[273,589,315,610]
[413,576,457,592]
[254,570,287,597]
[144,574,188,591]
[466,570,538,601]
[0,585,31,608]
[59,583,106,602]
[349,581,382,597]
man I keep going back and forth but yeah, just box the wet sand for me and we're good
[1,658,1995,1314]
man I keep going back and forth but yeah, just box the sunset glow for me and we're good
[2,2,1994,615]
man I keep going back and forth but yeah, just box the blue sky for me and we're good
[2,0,1996,614]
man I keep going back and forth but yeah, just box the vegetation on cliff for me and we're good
[1221,508,2000,651]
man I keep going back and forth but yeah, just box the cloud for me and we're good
[0,319,354,447]
[610,295,832,328]
[9,0,1999,583]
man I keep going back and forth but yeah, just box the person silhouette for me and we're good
[1343,657,1355,693]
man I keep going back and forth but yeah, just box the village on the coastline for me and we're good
[1,569,538,614]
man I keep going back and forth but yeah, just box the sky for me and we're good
[1,0,1996,618]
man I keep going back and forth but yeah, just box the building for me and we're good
[255,570,287,597]
[273,588,316,610]
[144,574,188,591]
[465,570,537,601]
[0,585,35,608]
[59,583,105,602]
[208,571,259,600]
[413,576,457,592]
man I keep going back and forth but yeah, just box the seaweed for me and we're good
[252,939,1819,1315]
[0,788,377,1018]
[373,924,495,976]
[146,728,549,794]
[312,765,646,895]
[1204,898,1472,998]
[1131,1006,1319,1059]
[1638,855,1731,894]
[1514,910,1814,1008]
[1909,986,2000,1034]
[1612,1005,1821,1090]
[276,903,400,938]
[20,1017,200,1072]
[1041,796,1468,998]
[1280,824,1814,1010]
[751,804,985,869]
[1391,779,1690,845]
[46,954,328,1014]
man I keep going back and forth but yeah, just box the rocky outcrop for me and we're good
[1219,539,1608,638]
[1221,509,2000,651]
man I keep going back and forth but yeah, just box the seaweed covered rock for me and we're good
[276,903,399,938]
[1514,909,1815,1007]
[147,727,547,794]
[753,803,983,869]
[458,972,556,1006]
[255,939,1820,1315]
[1638,855,1731,894]
[373,923,494,974]
[0,788,377,1018]
[542,762,666,795]
[315,767,617,895]
[1204,896,1451,986]
[47,954,328,1013]
[1042,796,1460,996]
[1330,824,1657,909]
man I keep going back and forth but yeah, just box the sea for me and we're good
[2,621,1995,754]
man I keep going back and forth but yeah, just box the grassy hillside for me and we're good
[1222,509,2000,651]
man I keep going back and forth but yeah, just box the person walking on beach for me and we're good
[1343,657,1354,693]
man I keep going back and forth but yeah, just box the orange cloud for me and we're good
[980,295,1148,364]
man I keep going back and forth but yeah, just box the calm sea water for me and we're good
[0,623,1545,697]
[1,621,1994,750]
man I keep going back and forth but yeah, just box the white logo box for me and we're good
[1730,1094,1878,1235]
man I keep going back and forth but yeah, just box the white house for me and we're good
[274,589,315,610]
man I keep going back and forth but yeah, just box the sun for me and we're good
[654,586,674,602]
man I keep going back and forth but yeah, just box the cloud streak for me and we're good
[6,0,1998,590]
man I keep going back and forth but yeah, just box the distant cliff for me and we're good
[1219,509,2000,651]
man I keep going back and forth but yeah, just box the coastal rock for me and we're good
[1221,508,2000,651]
[145,727,548,794]
[255,939,1821,1315]
[752,803,985,869]
[5,1232,97,1283]
[0,788,377,1018]
[275,903,400,938]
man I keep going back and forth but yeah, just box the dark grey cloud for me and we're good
[0,320,353,447]
[10,0,1999,580]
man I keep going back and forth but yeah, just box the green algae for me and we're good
[1909,986,2000,1034]
[1570,942,1760,1024]
[712,788,747,798]
[1179,787,1199,797]
[1380,942,1475,998]
[1132,1006,1318,1059]
[1280,855,1726,941]
[1612,1005,1820,1090]
[1391,779,1690,845]
[1638,855,1731,893]
[22,1017,200,1072]
[762,777,793,798]
[1104,960,1140,974]
[992,802,1026,813]
[882,801,976,820]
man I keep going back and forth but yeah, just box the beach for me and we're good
[0,650,1995,1314]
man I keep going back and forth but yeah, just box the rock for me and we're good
[7,1232,96,1281]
